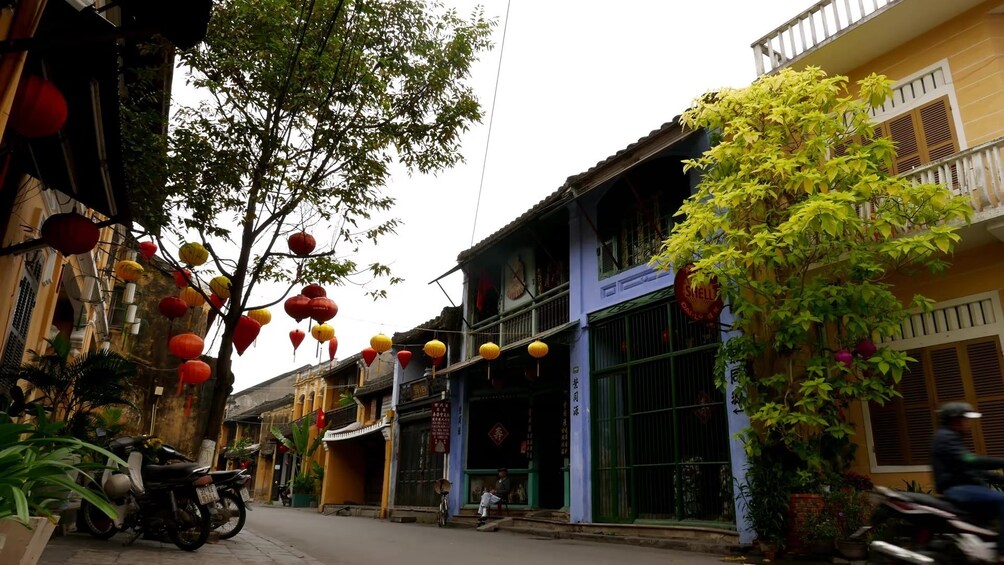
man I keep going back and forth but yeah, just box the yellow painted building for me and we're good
[754,0,1004,490]
[319,351,395,517]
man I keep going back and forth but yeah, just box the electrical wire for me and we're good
[469,0,512,247]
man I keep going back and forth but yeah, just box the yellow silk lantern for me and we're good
[424,339,446,378]
[311,323,335,342]
[179,242,209,267]
[479,342,500,382]
[248,308,271,326]
[370,333,392,353]
[209,276,231,300]
[114,260,144,282]
[179,286,205,308]
[528,340,548,377]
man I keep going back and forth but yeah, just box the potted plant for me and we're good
[290,473,317,508]
[822,472,874,560]
[272,418,326,508]
[802,507,839,557]
[0,405,123,565]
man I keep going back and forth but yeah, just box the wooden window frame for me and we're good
[862,334,1004,474]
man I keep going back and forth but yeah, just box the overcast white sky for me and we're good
[177,0,818,393]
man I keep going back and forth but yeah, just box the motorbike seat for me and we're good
[144,462,203,483]
[209,470,244,484]
[897,491,964,514]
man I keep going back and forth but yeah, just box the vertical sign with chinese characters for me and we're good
[430,401,451,454]
[572,377,580,417]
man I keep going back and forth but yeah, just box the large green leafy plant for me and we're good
[1,336,138,438]
[0,406,124,526]
[272,418,326,495]
[653,67,971,542]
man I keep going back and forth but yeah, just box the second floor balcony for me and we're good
[466,282,570,357]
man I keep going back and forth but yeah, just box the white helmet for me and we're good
[103,474,132,499]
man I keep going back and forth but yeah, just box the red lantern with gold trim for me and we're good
[308,297,338,324]
[284,295,311,322]
[287,232,316,257]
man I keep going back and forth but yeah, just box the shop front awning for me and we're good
[437,320,579,377]
[322,420,388,443]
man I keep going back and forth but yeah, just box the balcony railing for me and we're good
[467,282,570,357]
[857,137,1004,221]
[752,0,900,75]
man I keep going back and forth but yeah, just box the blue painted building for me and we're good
[435,119,752,542]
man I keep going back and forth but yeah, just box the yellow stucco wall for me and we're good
[844,240,1004,491]
[320,441,366,506]
[844,1,1004,145]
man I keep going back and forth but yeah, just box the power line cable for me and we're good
[469,0,512,247]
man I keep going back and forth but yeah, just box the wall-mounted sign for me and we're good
[675,263,724,322]
[430,401,451,454]
[503,248,535,311]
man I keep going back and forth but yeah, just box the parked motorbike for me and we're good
[79,436,215,551]
[867,485,997,564]
[158,442,252,539]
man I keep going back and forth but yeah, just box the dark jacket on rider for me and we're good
[931,427,1004,493]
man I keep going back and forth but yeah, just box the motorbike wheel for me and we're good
[214,490,247,540]
[80,499,118,540]
[166,496,211,551]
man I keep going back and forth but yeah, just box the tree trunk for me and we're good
[200,312,239,466]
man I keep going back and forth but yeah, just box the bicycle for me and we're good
[434,478,451,528]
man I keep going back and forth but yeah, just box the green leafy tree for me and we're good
[652,67,971,542]
[2,336,138,438]
[150,0,493,453]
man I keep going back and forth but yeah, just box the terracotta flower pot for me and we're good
[836,538,868,560]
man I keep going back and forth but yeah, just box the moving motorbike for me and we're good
[158,442,252,539]
[868,485,997,564]
[79,436,216,551]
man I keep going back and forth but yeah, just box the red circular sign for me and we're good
[675,263,724,322]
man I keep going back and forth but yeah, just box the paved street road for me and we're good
[247,505,734,565]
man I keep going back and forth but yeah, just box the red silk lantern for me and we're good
[173,268,192,289]
[290,329,306,351]
[177,359,212,394]
[362,347,377,366]
[233,316,261,356]
[9,75,68,138]
[284,295,311,322]
[302,283,326,299]
[41,212,100,256]
[169,333,204,360]
[287,232,316,257]
[397,350,412,370]
[209,293,226,310]
[158,296,189,320]
[137,241,158,260]
[308,297,338,323]
[328,337,338,360]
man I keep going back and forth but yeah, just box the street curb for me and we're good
[244,527,321,561]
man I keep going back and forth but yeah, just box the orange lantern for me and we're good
[115,260,144,282]
[169,333,204,360]
[209,276,231,300]
[179,287,205,308]
[370,333,392,354]
[479,342,500,382]
[424,339,446,378]
[528,340,548,377]
[179,242,209,267]
[177,359,212,417]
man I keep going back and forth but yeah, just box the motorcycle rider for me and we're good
[932,401,1004,563]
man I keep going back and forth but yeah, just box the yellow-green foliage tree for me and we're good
[652,67,971,546]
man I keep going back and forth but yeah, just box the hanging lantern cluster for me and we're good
[282,278,339,361]
[41,212,100,256]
